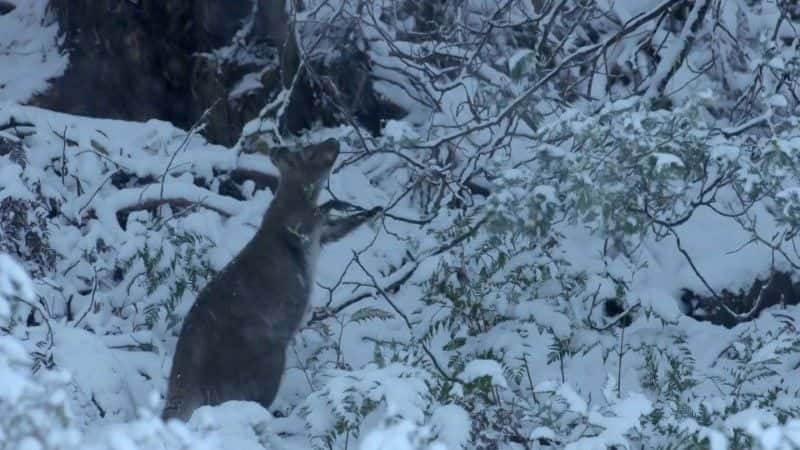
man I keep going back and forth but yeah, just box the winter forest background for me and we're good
[2,0,800,448]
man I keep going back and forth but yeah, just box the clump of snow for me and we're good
[304,363,431,438]
[359,418,447,450]
[230,71,265,100]
[746,420,800,450]
[50,324,152,423]
[461,359,508,388]
[0,253,35,307]
[652,152,684,171]
[556,383,588,415]
[185,401,274,450]
[532,184,557,204]
[530,427,556,442]
[429,404,470,450]
[710,143,740,161]
[383,119,419,143]
[767,94,788,108]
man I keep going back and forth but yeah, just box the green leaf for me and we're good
[509,49,537,81]
[350,307,394,323]
[443,337,467,351]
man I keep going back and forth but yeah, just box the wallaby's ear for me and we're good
[242,132,272,156]
[319,138,339,151]
[267,147,281,165]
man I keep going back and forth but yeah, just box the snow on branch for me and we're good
[92,182,247,233]
[643,0,710,101]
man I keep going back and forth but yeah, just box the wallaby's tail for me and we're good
[161,391,178,421]
[161,377,186,421]
[162,378,210,422]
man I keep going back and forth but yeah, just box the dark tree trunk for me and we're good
[33,0,405,145]
[31,0,251,144]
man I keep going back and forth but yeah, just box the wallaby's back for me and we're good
[162,139,339,421]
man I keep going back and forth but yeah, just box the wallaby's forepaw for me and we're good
[366,206,383,217]
[320,205,383,244]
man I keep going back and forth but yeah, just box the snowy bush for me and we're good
[118,219,215,333]
[0,254,222,449]
[359,416,446,450]
[0,254,79,450]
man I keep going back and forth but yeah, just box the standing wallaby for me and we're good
[162,138,379,421]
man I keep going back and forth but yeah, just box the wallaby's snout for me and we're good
[268,138,340,180]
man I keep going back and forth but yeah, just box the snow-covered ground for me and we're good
[3,1,800,449]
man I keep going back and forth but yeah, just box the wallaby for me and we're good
[162,138,380,421]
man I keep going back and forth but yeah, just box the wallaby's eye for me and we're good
[312,148,337,166]
[269,149,299,170]
[290,153,304,168]
[268,148,282,165]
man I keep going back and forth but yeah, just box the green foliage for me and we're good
[350,306,395,323]
[365,83,800,448]
[299,364,432,450]
[120,220,214,332]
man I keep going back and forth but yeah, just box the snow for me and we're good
[556,383,588,415]
[230,71,265,100]
[3,1,800,449]
[50,324,153,423]
[0,254,35,304]
[461,359,508,388]
[652,152,684,171]
[768,56,785,71]
[532,185,557,204]
[710,143,740,161]
[529,427,555,442]
[359,419,446,450]
[383,119,419,143]
[0,163,35,201]
[644,0,708,101]
[0,0,68,103]
[186,401,273,450]
[93,182,247,236]
[767,94,789,108]
[0,335,32,401]
[429,404,470,450]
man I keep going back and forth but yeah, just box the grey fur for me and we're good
[162,138,374,421]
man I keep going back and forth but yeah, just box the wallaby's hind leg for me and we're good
[254,344,287,408]
[162,318,214,421]
[217,343,287,410]
[163,391,205,421]
[162,370,207,421]
[164,333,288,420]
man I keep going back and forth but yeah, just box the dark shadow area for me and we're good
[30,0,406,145]
[680,271,800,328]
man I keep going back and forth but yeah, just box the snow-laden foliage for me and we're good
[0,254,220,450]
[0,254,78,450]
[5,0,800,449]
[0,0,67,102]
